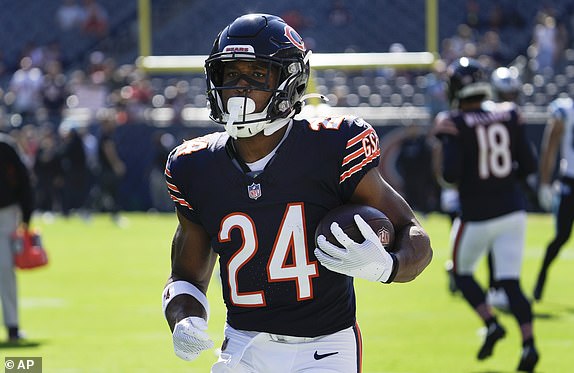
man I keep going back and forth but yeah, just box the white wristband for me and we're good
[162,281,210,321]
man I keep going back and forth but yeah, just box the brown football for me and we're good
[314,204,395,251]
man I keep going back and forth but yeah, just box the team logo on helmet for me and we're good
[223,45,255,54]
[284,26,305,51]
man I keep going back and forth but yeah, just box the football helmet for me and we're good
[205,14,311,138]
[491,66,522,103]
[446,57,491,107]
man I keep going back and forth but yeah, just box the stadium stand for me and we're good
[2,0,574,211]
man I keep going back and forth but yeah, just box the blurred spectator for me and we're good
[8,57,44,126]
[529,13,562,72]
[0,49,7,78]
[0,132,34,343]
[12,125,39,169]
[448,24,478,60]
[425,59,450,118]
[149,132,174,212]
[280,9,312,31]
[395,124,440,214]
[465,0,481,29]
[33,128,62,213]
[328,0,351,27]
[478,31,510,66]
[56,0,86,31]
[81,0,108,37]
[58,126,88,217]
[95,115,125,225]
[41,60,68,128]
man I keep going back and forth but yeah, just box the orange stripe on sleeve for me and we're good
[170,195,193,210]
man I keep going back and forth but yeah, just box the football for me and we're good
[315,204,395,251]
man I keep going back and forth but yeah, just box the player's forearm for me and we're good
[392,222,432,282]
[164,278,210,331]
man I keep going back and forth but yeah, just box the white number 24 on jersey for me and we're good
[218,203,318,307]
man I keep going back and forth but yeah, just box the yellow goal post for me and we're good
[135,0,439,74]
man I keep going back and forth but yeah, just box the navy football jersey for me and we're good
[436,103,536,221]
[165,117,380,337]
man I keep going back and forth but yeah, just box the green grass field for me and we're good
[0,212,572,372]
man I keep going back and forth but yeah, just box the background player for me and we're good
[534,96,574,301]
[0,132,34,343]
[162,13,432,373]
[484,66,524,311]
[437,65,524,306]
[433,57,538,372]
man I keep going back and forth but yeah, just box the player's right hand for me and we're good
[538,183,553,211]
[172,316,214,361]
[315,214,395,283]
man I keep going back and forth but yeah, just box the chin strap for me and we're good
[264,94,327,136]
[292,93,329,115]
[263,117,291,136]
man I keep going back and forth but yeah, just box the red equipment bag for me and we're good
[12,228,49,269]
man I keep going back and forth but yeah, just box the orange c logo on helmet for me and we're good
[284,26,305,51]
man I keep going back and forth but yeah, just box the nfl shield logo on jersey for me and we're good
[247,183,262,200]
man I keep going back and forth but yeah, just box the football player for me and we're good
[484,66,524,312]
[533,96,574,301]
[0,132,34,342]
[162,14,432,372]
[432,57,539,372]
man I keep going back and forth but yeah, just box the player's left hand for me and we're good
[172,316,214,361]
[315,214,396,282]
[538,183,554,211]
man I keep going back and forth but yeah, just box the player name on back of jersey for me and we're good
[463,110,511,127]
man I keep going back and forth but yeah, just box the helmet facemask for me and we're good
[204,14,310,139]
[206,53,309,138]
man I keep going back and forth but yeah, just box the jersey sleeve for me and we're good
[340,117,380,183]
[164,140,206,224]
[311,116,381,200]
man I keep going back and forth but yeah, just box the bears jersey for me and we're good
[548,97,574,179]
[435,103,536,221]
[165,117,380,337]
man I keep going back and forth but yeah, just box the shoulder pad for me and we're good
[307,116,358,131]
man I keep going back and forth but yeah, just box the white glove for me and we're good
[172,316,214,361]
[538,183,554,211]
[314,214,397,283]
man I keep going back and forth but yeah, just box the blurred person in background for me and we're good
[149,131,174,212]
[34,127,63,215]
[81,0,108,37]
[483,66,524,312]
[58,126,88,217]
[433,57,538,372]
[0,133,34,342]
[56,0,85,31]
[41,60,68,130]
[8,57,44,126]
[534,96,574,301]
[96,115,125,225]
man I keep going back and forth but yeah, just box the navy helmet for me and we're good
[446,57,491,107]
[205,14,310,138]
